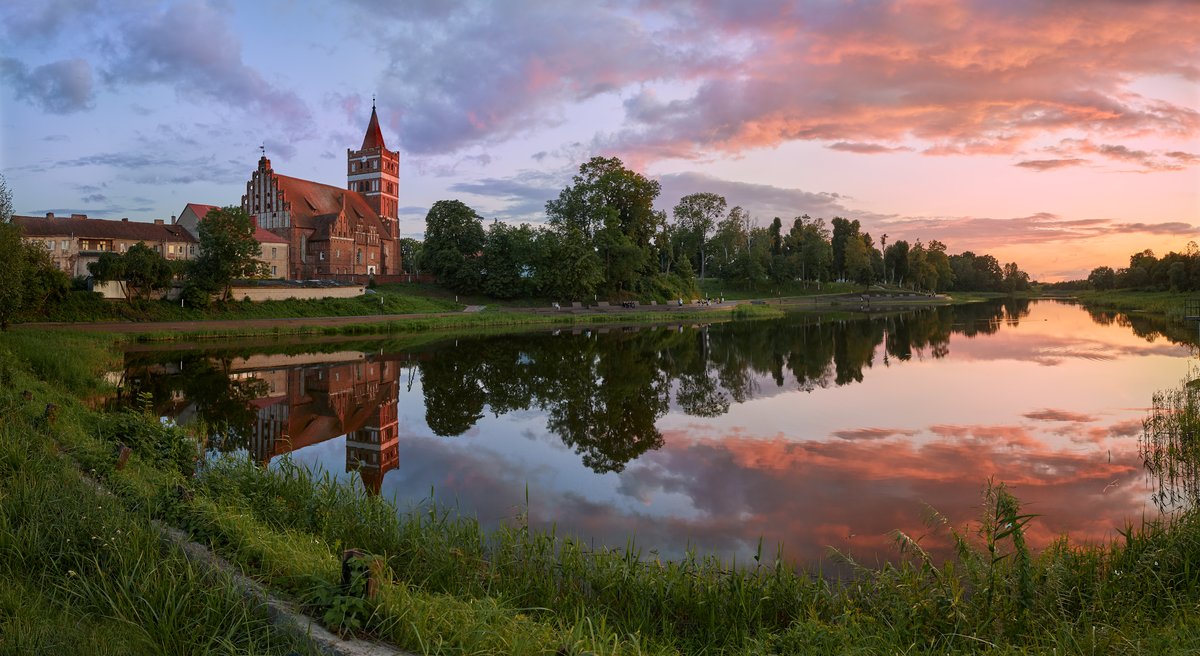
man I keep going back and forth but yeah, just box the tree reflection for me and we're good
[127,298,1188,478]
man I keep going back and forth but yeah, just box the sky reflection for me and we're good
[125,300,1192,569]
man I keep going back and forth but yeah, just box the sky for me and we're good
[1,0,1197,281]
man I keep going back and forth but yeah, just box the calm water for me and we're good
[120,300,1196,567]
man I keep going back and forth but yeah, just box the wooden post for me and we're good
[115,445,132,470]
[341,549,384,600]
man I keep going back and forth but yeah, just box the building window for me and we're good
[190,245,195,255]
[61,240,68,250]
[47,240,55,251]
[120,243,127,252]
[271,265,277,277]
[271,247,277,258]
[356,249,362,264]
[319,251,324,261]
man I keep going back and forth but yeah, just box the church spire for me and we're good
[360,99,386,150]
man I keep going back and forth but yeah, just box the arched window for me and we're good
[356,249,363,264]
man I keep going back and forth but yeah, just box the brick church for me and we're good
[241,103,401,280]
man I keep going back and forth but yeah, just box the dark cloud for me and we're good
[0,57,95,113]
[16,151,246,186]
[0,0,99,43]
[364,2,728,154]
[658,172,876,224]
[102,1,311,131]
[1015,158,1089,171]
[831,427,918,441]
[1023,409,1097,423]
[448,169,570,220]
[827,141,912,154]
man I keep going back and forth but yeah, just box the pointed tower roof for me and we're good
[360,101,386,150]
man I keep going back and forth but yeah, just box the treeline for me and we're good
[1054,247,1200,292]
[418,156,1031,301]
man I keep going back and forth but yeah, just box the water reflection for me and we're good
[118,299,1194,566]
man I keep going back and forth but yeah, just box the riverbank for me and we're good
[5,315,1200,653]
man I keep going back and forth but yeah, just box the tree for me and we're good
[0,175,68,328]
[546,156,664,294]
[482,222,537,299]
[421,200,486,293]
[398,238,423,274]
[88,242,174,301]
[671,192,726,279]
[884,239,910,285]
[1088,266,1116,290]
[830,217,861,280]
[187,206,268,302]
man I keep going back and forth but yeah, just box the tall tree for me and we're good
[671,192,726,279]
[830,217,861,280]
[187,206,268,302]
[421,200,486,293]
[546,156,663,293]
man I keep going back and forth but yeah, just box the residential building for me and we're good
[12,213,196,277]
[175,202,290,279]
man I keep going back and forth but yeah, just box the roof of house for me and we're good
[360,105,386,150]
[13,215,197,242]
[252,219,290,244]
[182,203,219,221]
[270,174,392,240]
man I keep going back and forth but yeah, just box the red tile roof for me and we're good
[271,174,392,239]
[183,203,219,221]
[13,215,197,242]
[251,218,289,244]
[360,105,386,150]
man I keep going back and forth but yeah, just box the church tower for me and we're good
[347,101,399,237]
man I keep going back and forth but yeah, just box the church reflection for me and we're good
[121,350,421,494]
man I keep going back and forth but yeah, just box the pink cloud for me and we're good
[610,1,1200,166]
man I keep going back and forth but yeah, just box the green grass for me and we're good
[0,353,314,655]
[1073,290,1195,320]
[22,286,460,324]
[698,278,864,300]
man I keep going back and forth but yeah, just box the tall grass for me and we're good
[0,375,313,654]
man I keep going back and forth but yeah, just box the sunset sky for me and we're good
[1,0,1197,280]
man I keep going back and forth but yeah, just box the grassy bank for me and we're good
[1073,290,1194,320]
[0,333,314,655]
[21,286,460,324]
[4,328,1200,653]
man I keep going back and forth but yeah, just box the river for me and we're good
[118,299,1196,568]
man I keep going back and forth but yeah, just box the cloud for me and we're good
[827,142,913,154]
[605,1,1200,165]
[831,427,918,441]
[658,172,876,224]
[879,212,1199,251]
[0,0,99,43]
[0,57,95,113]
[102,1,311,131]
[1023,409,1098,423]
[362,1,729,154]
[1015,158,1089,171]
[448,170,566,220]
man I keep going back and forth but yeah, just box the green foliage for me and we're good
[186,206,268,302]
[0,220,71,329]
[88,242,175,301]
[421,199,486,293]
